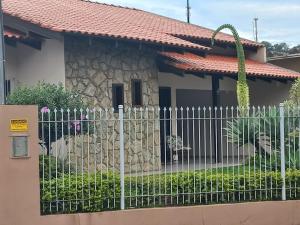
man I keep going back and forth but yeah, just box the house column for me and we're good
[212,76,220,108]
[171,87,177,135]
[212,76,222,163]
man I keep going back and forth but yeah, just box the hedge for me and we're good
[40,169,300,214]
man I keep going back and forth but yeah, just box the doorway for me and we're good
[159,87,171,164]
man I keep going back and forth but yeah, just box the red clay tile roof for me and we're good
[160,52,300,79]
[3,0,261,51]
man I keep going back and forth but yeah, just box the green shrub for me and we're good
[40,169,300,214]
[287,78,300,105]
[7,82,86,110]
[39,155,74,180]
[227,107,300,170]
[7,82,90,151]
[41,171,120,214]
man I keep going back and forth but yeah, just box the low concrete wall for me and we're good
[1,106,300,225]
[40,200,300,225]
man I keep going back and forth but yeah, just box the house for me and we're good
[269,54,300,73]
[3,0,300,172]
[3,0,300,109]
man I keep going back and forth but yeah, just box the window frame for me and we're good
[131,79,143,107]
[112,83,124,111]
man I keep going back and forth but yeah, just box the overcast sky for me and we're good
[98,0,300,46]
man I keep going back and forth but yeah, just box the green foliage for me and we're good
[212,24,249,110]
[287,78,300,105]
[7,82,90,151]
[226,106,300,170]
[41,172,120,214]
[226,78,300,170]
[237,81,250,111]
[39,155,73,179]
[7,82,85,110]
[262,41,300,57]
[40,169,300,214]
[226,107,279,149]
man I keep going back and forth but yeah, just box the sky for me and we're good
[97,0,300,46]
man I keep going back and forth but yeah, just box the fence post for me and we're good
[119,105,125,209]
[279,103,286,201]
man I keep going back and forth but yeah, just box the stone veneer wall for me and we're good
[62,36,161,172]
[65,36,159,108]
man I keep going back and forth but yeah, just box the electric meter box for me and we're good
[10,119,29,158]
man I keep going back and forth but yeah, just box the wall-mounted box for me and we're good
[9,118,30,158]
[11,135,29,158]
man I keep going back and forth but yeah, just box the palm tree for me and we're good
[211,24,250,110]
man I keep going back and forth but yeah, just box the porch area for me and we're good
[157,71,291,170]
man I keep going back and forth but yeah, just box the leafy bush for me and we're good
[7,82,90,151]
[39,155,74,179]
[41,171,120,214]
[226,78,300,171]
[7,82,85,110]
[287,78,300,105]
[40,169,300,214]
[227,107,300,170]
[226,107,279,150]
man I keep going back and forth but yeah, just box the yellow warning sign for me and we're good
[10,119,28,132]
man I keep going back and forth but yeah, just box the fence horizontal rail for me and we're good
[39,105,300,214]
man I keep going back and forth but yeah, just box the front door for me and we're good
[159,87,171,164]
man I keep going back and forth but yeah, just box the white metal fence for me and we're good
[39,104,300,214]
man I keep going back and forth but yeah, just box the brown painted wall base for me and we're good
[0,106,299,225]
[40,201,300,225]
[0,105,40,225]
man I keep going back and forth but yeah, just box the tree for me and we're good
[261,41,300,57]
[211,24,249,111]
[289,45,300,55]
[286,78,300,105]
[261,41,275,57]
[273,42,289,55]
[7,82,90,152]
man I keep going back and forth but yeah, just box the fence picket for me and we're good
[280,103,286,201]
[119,105,125,210]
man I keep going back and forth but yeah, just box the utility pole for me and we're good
[253,18,258,42]
[0,0,6,104]
[187,0,191,23]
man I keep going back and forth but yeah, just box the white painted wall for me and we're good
[5,45,18,89]
[158,72,292,107]
[248,46,267,63]
[5,38,65,89]
[248,79,291,106]
[158,73,212,110]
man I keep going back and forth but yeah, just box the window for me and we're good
[131,79,142,106]
[5,79,11,97]
[112,84,124,111]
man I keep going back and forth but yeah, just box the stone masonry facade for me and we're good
[60,36,161,173]
[65,36,159,108]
